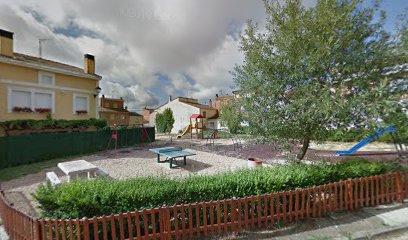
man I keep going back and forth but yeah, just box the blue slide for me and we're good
[335,127,396,156]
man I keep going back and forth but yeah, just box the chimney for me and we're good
[215,94,220,111]
[0,29,14,57]
[168,95,172,102]
[84,54,95,74]
[209,99,213,108]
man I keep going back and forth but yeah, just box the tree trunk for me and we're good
[296,136,310,161]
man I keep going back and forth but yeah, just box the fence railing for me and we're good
[1,172,408,240]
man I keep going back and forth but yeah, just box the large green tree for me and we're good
[155,108,175,134]
[234,0,407,160]
[220,102,244,134]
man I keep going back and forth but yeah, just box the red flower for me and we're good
[12,107,33,113]
[35,108,51,113]
[76,110,88,114]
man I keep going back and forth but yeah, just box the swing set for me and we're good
[107,124,152,150]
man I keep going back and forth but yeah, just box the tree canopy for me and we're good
[233,0,408,160]
[155,108,175,134]
[220,102,244,134]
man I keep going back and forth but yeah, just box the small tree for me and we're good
[155,108,175,133]
[234,0,407,160]
[220,103,243,134]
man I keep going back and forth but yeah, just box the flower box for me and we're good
[76,110,88,115]
[12,107,33,113]
[35,108,51,113]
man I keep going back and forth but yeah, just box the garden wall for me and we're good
[0,127,155,169]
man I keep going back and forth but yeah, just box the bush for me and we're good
[34,159,402,219]
[155,108,175,133]
[0,118,108,131]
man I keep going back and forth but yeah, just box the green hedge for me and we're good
[34,159,402,219]
[326,128,408,143]
[0,118,108,130]
[0,127,155,169]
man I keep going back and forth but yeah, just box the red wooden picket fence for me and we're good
[1,171,408,240]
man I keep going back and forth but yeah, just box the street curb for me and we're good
[353,223,408,240]
[0,225,9,240]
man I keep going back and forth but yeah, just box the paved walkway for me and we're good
[0,217,8,240]
[232,201,408,239]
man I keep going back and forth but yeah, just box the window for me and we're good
[202,111,206,118]
[105,102,110,108]
[38,72,55,86]
[113,103,118,108]
[73,94,89,113]
[11,90,31,108]
[8,87,54,113]
[34,92,52,109]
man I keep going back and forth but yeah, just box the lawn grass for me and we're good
[0,153,92,182]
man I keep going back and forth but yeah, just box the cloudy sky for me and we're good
[0,0,406,112]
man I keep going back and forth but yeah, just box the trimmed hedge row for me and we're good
[0,118,108,130]
[34,159,402,219]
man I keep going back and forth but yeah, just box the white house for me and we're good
[149,96,217,134]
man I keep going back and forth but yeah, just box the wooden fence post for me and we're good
[346,179,353,211]
[396,173,403,204]
[159,207,171,240]
[34,220,41,240]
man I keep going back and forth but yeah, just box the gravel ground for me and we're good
[174,136,407,164]
[2,144,248,217]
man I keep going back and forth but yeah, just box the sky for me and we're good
[0,0,406,112]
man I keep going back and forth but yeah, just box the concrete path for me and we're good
[0,218,8,240]
[233,201,408,239]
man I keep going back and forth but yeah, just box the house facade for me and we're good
[149,96,217,134]
[99,96,129,126]
[0,29,102,122]
[143,107,155,125]
[129,112,143,126]
[99,96,143,126]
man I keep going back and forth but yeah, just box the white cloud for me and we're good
[0,0,316,111]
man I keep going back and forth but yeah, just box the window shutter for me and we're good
[75,96,88,111]
[12,90,31,108]
[34,93,52,109]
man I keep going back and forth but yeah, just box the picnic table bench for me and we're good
[57,160,99,182]
[149,147,196,168]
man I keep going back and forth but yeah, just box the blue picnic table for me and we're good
[149,147,196,168]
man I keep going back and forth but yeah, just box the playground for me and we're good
[1,120,407,219]
[0,127,406,240]
[171,124,407,164]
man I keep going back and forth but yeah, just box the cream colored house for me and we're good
[0,29,102,122]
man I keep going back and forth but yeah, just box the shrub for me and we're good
[34,159,402,219]
[0,118,108,131]
[155,108,174,133]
